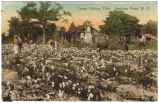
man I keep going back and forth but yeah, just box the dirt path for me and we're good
[2,69,19,82]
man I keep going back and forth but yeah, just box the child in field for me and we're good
[48,39,54,52]
[29,39,36,51]
[123,42,128,52]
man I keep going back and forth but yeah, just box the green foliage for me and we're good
[100,63,157,88]
[83,20,93,26]
[106,85,116,92]
[99,11,141,37]
[8,17,43,42]
[73,41,90,48]
[140,20,157,36]
[8,2,71,43]
[2,33,10,43]
[144,41,157,51]
[45,23,56,41]
[59,26,66,35]
[61,41,90,48]
[105,43,122,50]
[53,30,60,40]
[63,85,76,96]
[68,22,76,32]
[8,17,21,39]
[127,44,140,50]
[101,40,157,51]
[138,75,156,88]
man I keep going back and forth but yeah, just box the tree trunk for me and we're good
[42,9,46,44]
[42,26,46,44]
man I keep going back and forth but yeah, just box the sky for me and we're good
[1,1,158,34]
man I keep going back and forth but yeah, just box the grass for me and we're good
[128,41,157,51]
[145,41,157,51]
[99,64,157,88]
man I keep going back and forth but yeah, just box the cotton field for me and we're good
[2,44,157,101]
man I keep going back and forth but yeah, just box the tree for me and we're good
[140,20,157,36]
[99,11,140,38]
[68,22,76,32]
[8,17,21,39]
[45,23,56,41]
[2,33,8,43]
[17,2,71,43]
[59,26,66,35]
[83,20,93,26]
[8,17,42,42]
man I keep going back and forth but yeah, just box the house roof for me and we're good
[66,25,85,35]
[141,34,157,40]
[65,25,107,37]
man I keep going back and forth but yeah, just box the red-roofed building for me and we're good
[139,34,157,42]
[64,25,108,44]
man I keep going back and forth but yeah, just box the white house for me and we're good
[65,25,108,44]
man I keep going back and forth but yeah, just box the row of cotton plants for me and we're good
[2,44,157,101]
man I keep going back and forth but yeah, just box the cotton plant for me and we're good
[2,44,157,101]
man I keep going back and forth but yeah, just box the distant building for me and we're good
[63,25,108,44]
[138,34,157,42]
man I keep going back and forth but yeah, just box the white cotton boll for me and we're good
[113,67,116,71]
[90,93,94,98]
[34,80,37,83]
[73,84,76,87]
[51,82,54,88]
[62,82,66,88]
[51,66,54,69]
[88,93,94,101]
[37,78,41,81]
[64,75,68,79]
[64,81,68,86]
[72,87,75,90]
[46,94,50,99]
[91,85,95,89]
[7,61,9,64]
[85,72,88,77]
[68,80,72,84]
[125,69,127,73]
[27,76,31,80]
[33,64,36,69]
[42,66,45,72]
[58,90,63,98]
[115,72,118,76]
[88,85,92,89]
[80,70,83,73]
[76,83,79,86]
[17,64,20,67]
[7,80,10,85]
[78,91,81,95]
[59,83,62,88]
[82,66,86,71]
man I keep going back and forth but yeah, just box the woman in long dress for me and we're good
[13,35,22,55]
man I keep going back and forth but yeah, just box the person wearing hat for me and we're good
[13,35,22,54]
